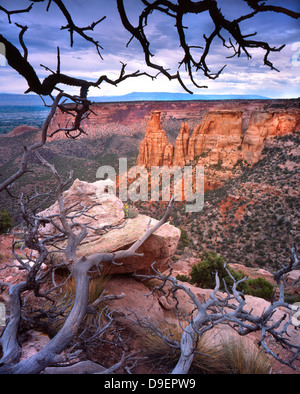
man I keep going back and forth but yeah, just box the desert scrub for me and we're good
[123,204,139,219]
[61,274,110,318]
[243,277,274,300]
[64,273,112,329]
[189,250,244,291]
[30,272,111,336]
[178,228,190,250]
[143,320,272,374]
[0,209,13,233]
[176,250,274,300]
[175,273,190,283]
[219,336,272,374]
[142,320,223,374]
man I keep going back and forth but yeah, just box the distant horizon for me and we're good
[1,90,298,100]
[2,91,300,106]
[1,90,300,100]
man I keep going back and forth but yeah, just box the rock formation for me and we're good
[137,111,168,168]
[187,110,243,168]
[47,99,267,140]
[173,122,190,166]
[242,111,300,164]
[163,142,174,167]
[138,109,300,170]
[38,178,181,275]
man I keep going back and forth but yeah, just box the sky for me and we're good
[0,0,299,98]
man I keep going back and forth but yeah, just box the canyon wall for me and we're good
[242,111,299,164]
[138,108,300,170]
[48,98,296,140]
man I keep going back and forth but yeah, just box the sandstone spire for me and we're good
[137,111,168,168]
[163,142,174,167]
[173,122,189,166]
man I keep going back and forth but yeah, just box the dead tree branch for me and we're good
[133,249,300,374]
[117,0,300,92]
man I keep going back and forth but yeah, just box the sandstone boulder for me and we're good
[39,178,124,240]
[105,275,165,325]
[38,178,181,275]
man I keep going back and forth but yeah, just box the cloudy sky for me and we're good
[0,0,299,98]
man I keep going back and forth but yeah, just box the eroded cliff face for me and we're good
[242,111,300,165]
[138,109,300,171]
[187,110,243,168]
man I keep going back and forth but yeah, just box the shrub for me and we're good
[124,204,139,219]
[178,228,190,250]
[176,274,190,283]
[243,277,274,300]
[189,250,243,291]
[0,209,13,233]
[182,250,274,300]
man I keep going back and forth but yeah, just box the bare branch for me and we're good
[117,0,300,91]
[0,160,176,374]
[0,3,34,24]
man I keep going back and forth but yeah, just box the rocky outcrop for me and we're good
[38,178,181,275]
[137,111,168,168]
[138,109,300,171]
[163,142,174,167]
[242,111,300,164]
[173,122,190,166]
[1,125,40,138]
[47,99,269,140]
[137,110,244,170]
[187,110,243,168]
